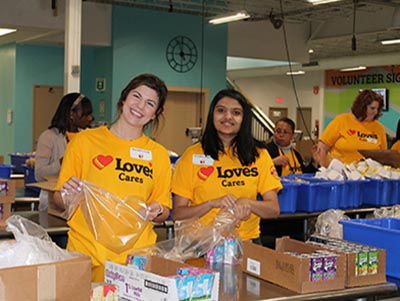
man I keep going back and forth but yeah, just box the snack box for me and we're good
[0,179,16,227]
[307,235,386,287]
[241,237,345,293]
[0,254,91,300]
[105,256,219,301]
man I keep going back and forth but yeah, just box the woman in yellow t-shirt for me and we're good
[53,74,172,282]
[171,89,282,243]
[317,89,387,166]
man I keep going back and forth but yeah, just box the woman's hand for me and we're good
[273,155,289,166]
[234,198,251,226]
[59,176,83,214]
[209,194,237,210]
[141,201,164,221]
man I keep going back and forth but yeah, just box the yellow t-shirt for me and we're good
[55,126,172,282]
[392,140,400,151]
[279,148,302,176]
[171,143,282,241]
[320,113,387,164]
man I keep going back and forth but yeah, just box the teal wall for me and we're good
[0,44,16,160]
[0,6,228,160]
[111,6,227,117]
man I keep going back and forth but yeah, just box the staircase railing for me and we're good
[227,77,275,142]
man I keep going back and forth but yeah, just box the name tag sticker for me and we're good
[192,154,214,165]
[130,147,152,160]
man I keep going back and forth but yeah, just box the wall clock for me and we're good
[166,36,198,73]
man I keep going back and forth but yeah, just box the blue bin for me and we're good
[340,180,368,209]
[9,153,34,174]
[278,181,300,213]
[297,180,343,212]
[362,179,396,206]
[23,164,40,194]
[0,164,15,179]
[341,218,400,279]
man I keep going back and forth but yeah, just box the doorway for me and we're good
[268,107,288,125]
[32,85,64,150]
[152,87,209,155]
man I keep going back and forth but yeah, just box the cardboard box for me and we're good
[0,255,91,300]
[241,237,346,294]
[105,256,219,301]
[307,236,386,288]
[0,180,15,227]
[28,177,66,219]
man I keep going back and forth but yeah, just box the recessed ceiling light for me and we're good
[307,0,343,5]
[380,38,400,45]
[339,66,367,72]
[286,70,305,75]
[308,49,314,54]
[0,28,16,37]
[209,10,250,25]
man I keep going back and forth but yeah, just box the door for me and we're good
[296,107,312,139]
[32,85,64,150]
[152,87,209,155]
[268,107,288,125]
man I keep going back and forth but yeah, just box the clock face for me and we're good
[166,36,198,73]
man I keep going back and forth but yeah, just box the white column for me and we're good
[64,0,82,93]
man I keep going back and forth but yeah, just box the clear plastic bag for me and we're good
[313,209,350,239]
[129,207,243,264]
[79,180,149,253]
[0,215,76,268]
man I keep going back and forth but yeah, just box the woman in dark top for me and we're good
[266,117,319,176]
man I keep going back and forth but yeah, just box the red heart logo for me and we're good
[92,155,113,170]
[197,166,214,181]
[347,129,356,136]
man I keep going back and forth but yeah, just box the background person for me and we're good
[35,93,93,211]
[317,89,387,167]
[53,74,172,281]
[171,89,282,244]
[266,117,319,176]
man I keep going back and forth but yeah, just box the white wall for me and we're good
[232,70,325,131]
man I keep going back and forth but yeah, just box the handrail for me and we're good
[227,77,275,141]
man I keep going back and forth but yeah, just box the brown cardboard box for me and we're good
[241,237,346,294]
[307,237,386,288]
[28,177,66,219]
[0,180,16,227]
[0,255,92,300]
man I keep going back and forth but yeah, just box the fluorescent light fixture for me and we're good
[209,10,250,25]
[340,66,367,72]
[0,28,16,37]
[307,0,343,5]
[380,38,400,45]
[286,70,305,75]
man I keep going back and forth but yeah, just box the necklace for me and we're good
[279,147,300,175]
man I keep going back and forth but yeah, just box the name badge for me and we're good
[130,147,152,160]
[192,154,214,165]
[366,137,378,144]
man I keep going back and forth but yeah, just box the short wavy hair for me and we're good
[351,89,384,121]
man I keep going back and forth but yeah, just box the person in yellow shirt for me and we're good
[53,74,172,282]
[171,89,282,244]
[318,89,387,166]
[392,120,400,151]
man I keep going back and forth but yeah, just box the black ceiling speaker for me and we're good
[269,11,283,30]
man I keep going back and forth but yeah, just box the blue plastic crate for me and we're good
[340,218,400,279]
[0,164,15,179]
[296,180,343,212]
[278,181,301,213]
[339,180,368,209]
[9,153,34,174]
[362,179,397,206]
[23,164,40,194]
